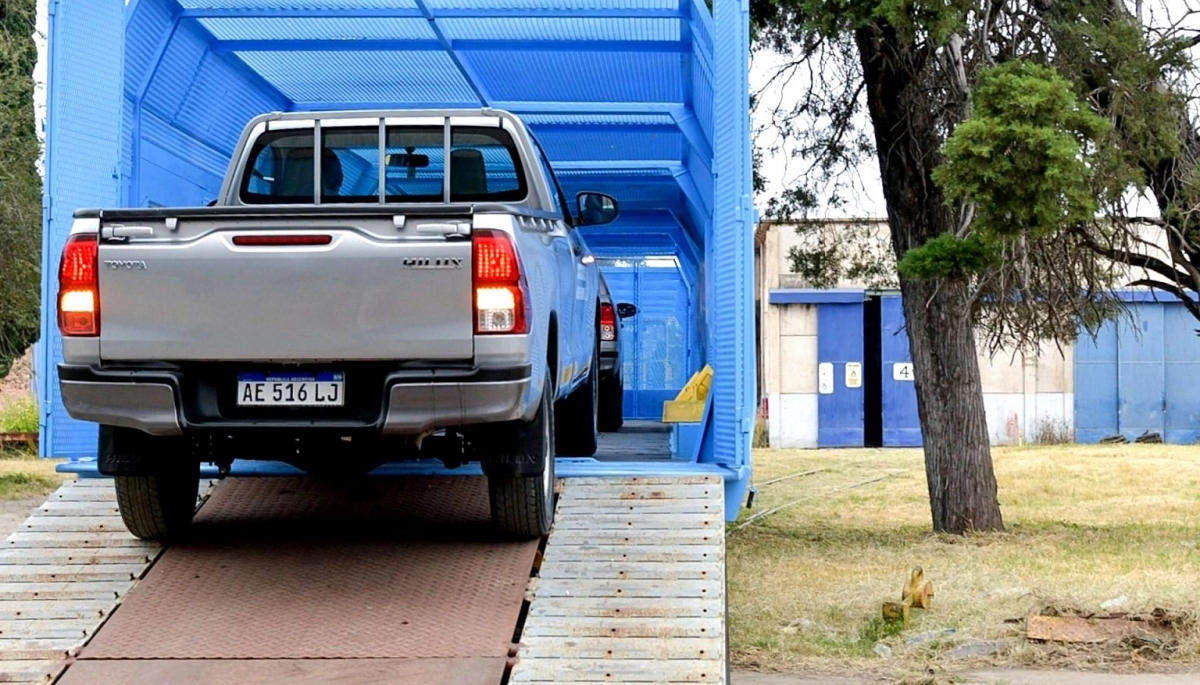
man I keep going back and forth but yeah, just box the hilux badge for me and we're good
[402,258,463,270]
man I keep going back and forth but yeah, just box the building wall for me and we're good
[757,220,1074,448]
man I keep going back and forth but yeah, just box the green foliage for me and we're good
[1051,0,1184,168]
[753,0,966,45]
[0,0,42,380]
[899,62,1111,281]
[897,233,995,280]
[935,61,1109,239]
[787,240,841,288]
[0,396,38,434]
[785,221,898,290]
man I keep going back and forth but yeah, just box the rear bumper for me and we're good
[58,363,533,437]
[599,352,619,377]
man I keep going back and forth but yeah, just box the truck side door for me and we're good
[532,143,579,394]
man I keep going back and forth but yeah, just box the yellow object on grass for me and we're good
[662,365,713,423]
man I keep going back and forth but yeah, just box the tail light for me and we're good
[600,303,617,342]
[232,234,332,246]
[58,234,100,337]
[473,230,528,334]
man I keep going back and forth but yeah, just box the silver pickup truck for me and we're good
[55,109,617,541]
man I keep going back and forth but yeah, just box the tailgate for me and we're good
[97,213,474,362]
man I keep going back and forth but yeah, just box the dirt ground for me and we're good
[733,669,1200,684]
[0,348,34,410]
[0,494,46,537]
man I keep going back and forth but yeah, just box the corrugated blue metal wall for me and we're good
[1075,298,1200,444]
[38,1,125,458]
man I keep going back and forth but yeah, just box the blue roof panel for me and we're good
[235,50,480,104]
[461,50,684,102]
[197,17,435,41]
[534,128,684,162]
[177,0,419,8]
[437,17,679,41]
[425,0,676,10]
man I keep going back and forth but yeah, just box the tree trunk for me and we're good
[855,25,1004,533]
[901,277,1003,532]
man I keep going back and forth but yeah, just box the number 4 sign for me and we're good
[893,363,914,381]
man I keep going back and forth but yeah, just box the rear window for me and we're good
[240,124,527,204]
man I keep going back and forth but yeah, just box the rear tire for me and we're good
[554,341,599,456]
[114,456,200,543]
[599,372,624,432]
[488,380,556,539]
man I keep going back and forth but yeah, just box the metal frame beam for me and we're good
[673,167,711,216]
[210,38,690,53]
[127,6,183,207]
[527,122,679,134]
[554,160,682,171]
[289,101,481,111]
[670,110,713,168]
[495,101,684,115]
[180,8,686,19]
[411,0,490,106]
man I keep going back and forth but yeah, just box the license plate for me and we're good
[236,372,345,407]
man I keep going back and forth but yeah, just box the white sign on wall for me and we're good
[893,363,914,381]
[818,363,834,395]
[845,362,862,389]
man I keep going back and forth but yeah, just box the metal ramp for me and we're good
[514,476,725,683]
[0,471,726,684]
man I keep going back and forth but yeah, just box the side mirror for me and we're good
[617,303,638,318]
[576,192,619,226]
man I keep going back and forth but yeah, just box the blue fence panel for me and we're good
[1161,304,1200,443]
[817,303,864,447]
[1117,304,1165,439]
[1074,321,1119,443]
[880,296,921,447]
[1073,301,1200,443]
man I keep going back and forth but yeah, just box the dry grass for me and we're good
[728,445,1200,679]
[0,450,66,499]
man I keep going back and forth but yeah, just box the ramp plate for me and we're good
[56,657,503,685]
[66,476,536,682]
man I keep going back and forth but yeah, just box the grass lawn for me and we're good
[729,445,1200,679]
[0,449,67,500]
[0,394,67,500]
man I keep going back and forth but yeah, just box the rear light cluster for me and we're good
[600,303,617,342]
[473,230,529,334]
[58,234,100,337]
